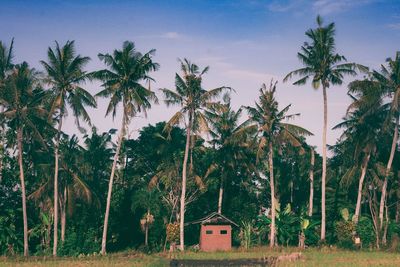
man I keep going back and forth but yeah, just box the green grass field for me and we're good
[1,247,400,266]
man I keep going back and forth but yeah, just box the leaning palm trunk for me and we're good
[269,142,276,247]
[18,128,29,256]
[53,116,63,256]
[382,202,389,245]
[354,153,371,224]
[179,113,192,251]
[61,186,67,243]
[0,143,3,183]
[217,173,224,214]
[101,113,126,255]
[321,85,328,241]
[308,148,315,217]
[379,118,398,228]
[0,106,3,183]
[369,188,380,249]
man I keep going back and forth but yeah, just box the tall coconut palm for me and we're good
[59,135,94,242]
[283,16,364,241]
[0,38,14,183]
[93,41,159,255]
[0,62,48,256]
[372,52,400,228]
[0,38,14,87]
[206,98,255,214]
[29,135,95,244]
[308,147,315,217]
[244,81,312,247]
[333,80,384,224]
[160,59,229,250]
[40,40,96,256]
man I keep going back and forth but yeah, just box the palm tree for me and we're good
[93,41,159,255]
[372,52,400,228]
[308,147,315,217]
[82,127,115,190]
[206,98,255,214]
[333,80,383,224]
[283,16,364,241]
[58,135,94,243]
[40,40,96,256]
[244,81,312,247]
[0,38,14,183]
[0,62,48,256]
[0,38,14,87]
[29,135,95,244]
[160,59,229,250]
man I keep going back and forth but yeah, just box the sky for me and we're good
[1,0,400,154]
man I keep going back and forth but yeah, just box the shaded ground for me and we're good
[1,247,400,266]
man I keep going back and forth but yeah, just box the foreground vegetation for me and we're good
[1,14,400,258]
[2,248,400,266]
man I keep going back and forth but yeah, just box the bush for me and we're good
[166,223,179,243]
[335,220,355,249]
[356,217,375,248]
[240,221,255,249]
[304,220,320,247]
[58,227,100,256]
[0,210,21,255]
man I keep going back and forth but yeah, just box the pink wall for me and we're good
[199,224,232,252]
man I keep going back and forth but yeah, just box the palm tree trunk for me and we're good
[145,224,149,246]
[382,202,389,245]
[354,153,371,224]
[269,142,276,247]
[369,187,380,248]
[0,144,3,183]
[101,113,126,255]
[379,117,398,228]
[179,112,192,251]
[217,173,224,214]
[46,213,52,249]
[308,148,315,217]
[0,106,4,183]
[53,115,63,256]
[321,85,328,242]
[61,186,67,243]
[17,127,29,256]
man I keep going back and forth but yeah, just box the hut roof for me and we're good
[186,212,238,227]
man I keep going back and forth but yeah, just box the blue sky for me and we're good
[1,0,400,153]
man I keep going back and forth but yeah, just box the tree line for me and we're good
[1,16,400,256]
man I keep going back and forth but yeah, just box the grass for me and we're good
[0,251,168,267]
[1,247,400,266]
[289,249,400,266]
[171,247,400,266]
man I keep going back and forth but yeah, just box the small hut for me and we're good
[189,212,238,252]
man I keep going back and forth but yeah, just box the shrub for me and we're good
[240,221,255,249]
[166,223,179,243]
[356,217,375,248]
[335,220,355,249]
[0,210,21,255]
[58,227,100,256]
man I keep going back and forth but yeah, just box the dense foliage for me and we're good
[1,16,400,256]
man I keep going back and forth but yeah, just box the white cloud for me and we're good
[196,56,277,82]
[268,0,304,12]
[387,23,400,30]
[266,0,376,15]
[137,31,183,40]
[312,0,374,15]
[224,69,278,81]
[161,31,181,39]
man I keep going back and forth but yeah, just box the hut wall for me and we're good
[199,224,232,252]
